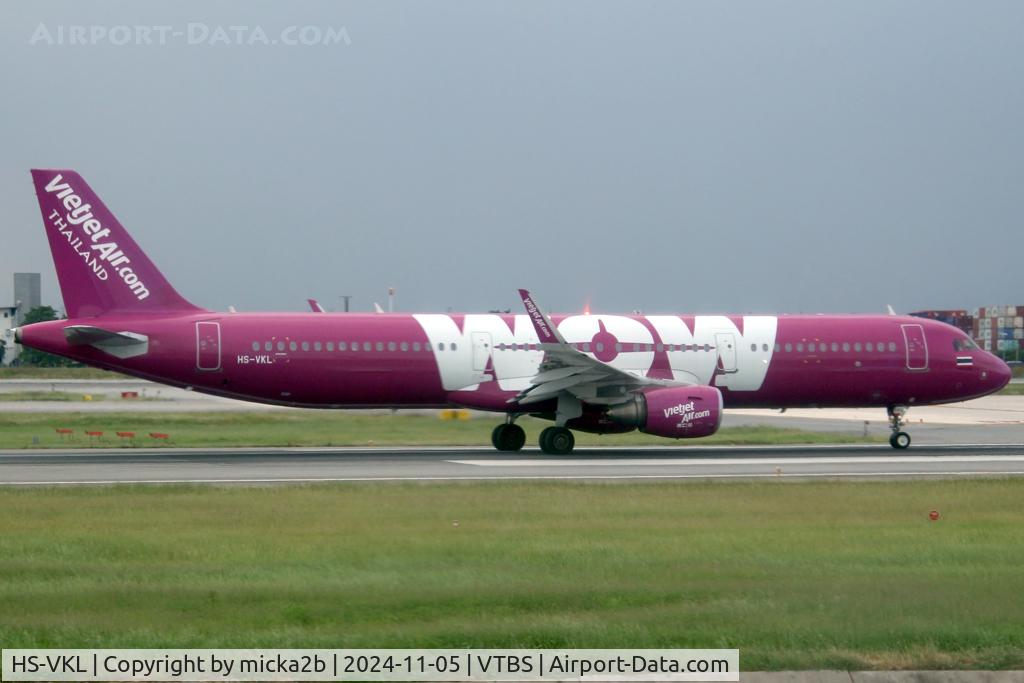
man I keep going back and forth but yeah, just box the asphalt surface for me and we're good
[2,444,1024,485]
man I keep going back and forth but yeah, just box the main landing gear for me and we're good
[491,419,526,452]
[538,426,575,455]
[491,422,576,454]
[887,405,911,449]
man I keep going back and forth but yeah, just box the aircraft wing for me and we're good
[514,289,689,406]
[64,325,149,359]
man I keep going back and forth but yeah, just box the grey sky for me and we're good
[1,1,1021,317]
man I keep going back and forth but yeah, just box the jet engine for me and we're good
[606,385,723,439]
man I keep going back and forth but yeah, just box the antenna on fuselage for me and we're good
[886,305,897,316]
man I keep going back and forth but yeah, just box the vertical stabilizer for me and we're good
[30,169,205,318]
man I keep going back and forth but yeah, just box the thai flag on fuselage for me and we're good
[956,355,974,366]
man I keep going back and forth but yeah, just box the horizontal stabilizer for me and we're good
[64,325,149,359]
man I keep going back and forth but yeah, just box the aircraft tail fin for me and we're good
[30,169,205,318]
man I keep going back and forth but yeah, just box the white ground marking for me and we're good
[448,455,1024,467]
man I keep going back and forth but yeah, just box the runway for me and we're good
[3,444,1024,485]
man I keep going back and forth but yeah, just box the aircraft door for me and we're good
[901,324,928,371]
[196,321,221,371]
[715,332,738,373]
[471,332,492,371]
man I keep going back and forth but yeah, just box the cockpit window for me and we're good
[953,337,979,351]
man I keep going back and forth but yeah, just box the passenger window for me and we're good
[774,343,781,352]
[375,342,384,351]
[866,342,873,352]
[796,343,804,352]
[326,342,334,351]
[438,342,445,351]
[784,343,792,352]
[251,341,259,351]
[350,342,357,352]
[451,342,458,351]
[425,343,432,351]
[703,344,711,352]
[387,342,396,351]
[265,341,272,351]
[363,342,371,351]
[831,342,838,352]
[277,341,285,351]
[314,342,322,351]
[289,341,298,351]
[842,342,850,352]
[597,342,605,352]
[413,342,421,352]
[889,342,897,352]
[401,342,409,351]
[819,343,827,352]
[854,342,862,352]
[301,341,310,351]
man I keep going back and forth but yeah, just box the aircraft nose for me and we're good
[991,357,1012,391]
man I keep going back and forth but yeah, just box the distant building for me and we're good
[0,304,17,365]
[12,272,41,325]
[1,272,43,365]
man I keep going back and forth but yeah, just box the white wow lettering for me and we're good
[43,174,150,301]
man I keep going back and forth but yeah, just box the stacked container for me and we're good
[973,305,1024,355]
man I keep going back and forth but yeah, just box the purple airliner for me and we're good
[16,170,1011,454]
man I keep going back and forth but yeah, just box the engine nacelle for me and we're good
[606,386,723,439]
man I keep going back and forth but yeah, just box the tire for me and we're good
[492,424,526,452]
[503,424,526,451]
[889,431,911,449]
[491,424,508,451]
[540,426,574,455]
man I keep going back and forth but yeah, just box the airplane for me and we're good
[14,169,1012,454]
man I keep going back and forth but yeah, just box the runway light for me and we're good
[929,510,940,521]
[452,520,460,528]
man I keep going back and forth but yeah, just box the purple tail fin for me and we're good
[30,169,205,318]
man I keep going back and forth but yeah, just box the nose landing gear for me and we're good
[887,405,911,449]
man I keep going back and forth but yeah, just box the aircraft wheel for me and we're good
[889,431,911,449]
[491,424,525,452]
[540,426,574,455]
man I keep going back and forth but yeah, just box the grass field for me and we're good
[0,480,1022,670]
[0,366,127,380]
[0,411,881,449]
[0,391,101,402]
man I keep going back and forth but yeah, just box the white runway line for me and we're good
[448,455,1024,467]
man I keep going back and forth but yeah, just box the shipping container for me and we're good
[1016,329,1024,340]
[1016,316,1023,327]
[1000,328,1014,339]
[998,317,1006,327]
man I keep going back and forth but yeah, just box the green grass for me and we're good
[0,390,102,402]
[0,366,129,379]
[0,480,1022,669]
[0,411,882,449]
[999,383,1024,395]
